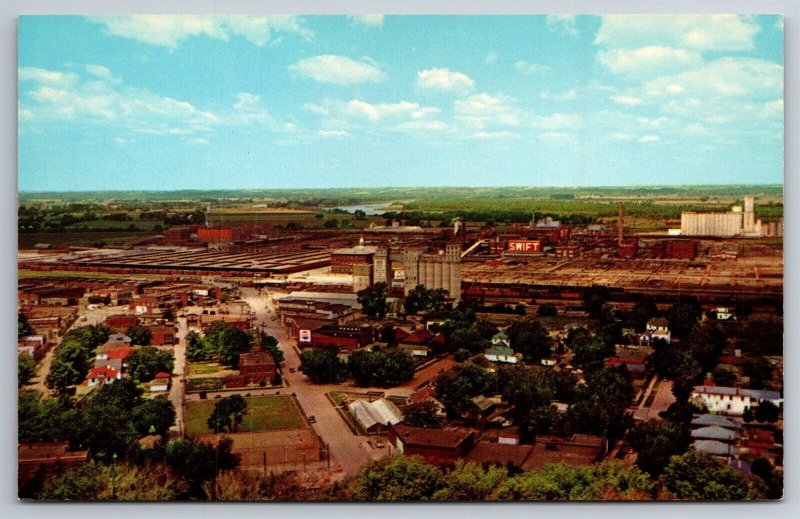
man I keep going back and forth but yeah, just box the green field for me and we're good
[184,395,305,436]
[18,231,150,248]
[187,362,225,376]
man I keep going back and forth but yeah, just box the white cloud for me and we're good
[611,95,642,106]
[318,130,348,137]
[608,132,634,141]
[87,15,312,48]
[546,15,578,36]
[473,131,519,140]
[231,93,272,123]
[643,57,783,99]
[514,61,552,75]
[303,103,329,116]
[638,134,660,143]
[597,46,702,77]
[85,64,122,84]
[485,52,499,65]
[398,120,449,132]
[187,137,209,145]
[541,89,578,101]
[347,100,419,121]
[595,15,759,51]
[348,15,384,28]
[19,67,78,86]
[538,132,575,144]
[290,55,387,85]
[531,113,584,130]
[417,68,475,95]
[454,92,521,129]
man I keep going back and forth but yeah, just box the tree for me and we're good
[353,209,367,220]
[18,311,34,338]
[352,456,445,501]
[435,364,497,417]
[582,285,610,318]
[433,461,508,501]
[204,321,253,368]
[570,334,614,368]
[743,358,774,389]
[506,318,552,363]
[711,366,737,387]
[45,361,81,395]
[207,395,248,433]
[357,282,388,319]
[688,321,727,372]
[566,366,633,439]
[537,304,557,317]
[403,285,449,316]
[402,401,444,429]
[166,438,240,498]
[18,353,37,387]
[300,348,347,384]
[132,398,176,436]
[126,347,174,383]
[126,325,152,346]
[752,401,780,423]
[661,450,766,500]
[627,296,658,332]
[750,458,783,500]
[83,378,145,461]
[667,299,702,338]
[348,350,415,387]
[627,419,690,477]
[258,332,284,365]
[35,461,186,501]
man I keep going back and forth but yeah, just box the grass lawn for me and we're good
[184,395,305,436]
[187,362,224,376]
[186,378,224,392]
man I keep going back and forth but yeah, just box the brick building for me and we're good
[388,424,475,466]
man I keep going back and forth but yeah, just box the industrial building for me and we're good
[680,195,768,237]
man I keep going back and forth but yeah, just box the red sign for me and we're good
[299,329,312,343]
[507,240,541,253]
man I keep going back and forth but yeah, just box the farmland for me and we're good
[183,395,306,436]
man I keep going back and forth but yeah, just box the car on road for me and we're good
[289,368,296,373]
[308,415,316,423]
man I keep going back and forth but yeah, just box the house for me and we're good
[388,423,475,466]
[86,366,122,387]
[106,333,132,345]
[484,345,520,364]
[523,434,607,472]
[491,332,510,348]
[147,325,177,346]
[149,372,171,392]
[692,439,734,458]
[104,314,139,331]
[397,328,436,358]
[714,307,736,321]
[691,385,783,416]
[691,414,743,430]
[465,441,534,468]
[645,318,671,343]
[408,386,447,418]
[18,335,47,361]
[348,398,404,434]
[466,395,504,421]
[237,345,277,386]
[95,343,133,362]
[691,425,739,442]
[18,442,90,489]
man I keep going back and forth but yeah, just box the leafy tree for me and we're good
[300,348,347,384]
[495,461,654,501]
[449,323,490,354]
[582,285,610,318]
[204,321,253,368]
[537,304,557,317]
[19,391,84,447]
[627,296,658,332]
[210,470,308,501]
[661,450,766,500]
[566,366,633,439]
[627,419,690,477]
[403,285,449,316]
[125,325,151,346]
[711,367,737,387]
[36,461,186,501]
[126,347,174,383]
[435,364,497,417]
[688,320,727,372]
[348,350,415,387]
[83,379,145,461]
[45,361,81,395]
[752,401,780,423]
[207,395,248,433]
[357,282,388,319]
[18,353,37,387]
[571,334,614,368]
[506,318,552,362]
[186,331,208,361]
[666,299,702,338]
[739,321,783,356]
[352,456,445,501]
[402,401,444,429]
[750,458,783,500]
[258,332,284,365]
[166,438,240,499]
[433,461,508,501]
[742,358,774,390]
[132,397,176,436]
[353,209,367,220]
[18,311,34,338]
[46,325,110,394]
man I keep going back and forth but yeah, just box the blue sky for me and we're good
[18,14,784,191]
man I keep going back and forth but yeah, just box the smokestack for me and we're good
[618,203,624,246]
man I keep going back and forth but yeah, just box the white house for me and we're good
[691,385,783,416]
[491,332,510,348]
[714,307,736,321]
[484,346,519,364]
[645,318,671,343]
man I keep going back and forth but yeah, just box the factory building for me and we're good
[405,244,462,302]
[331,237,378,274]
[680,195,764,237]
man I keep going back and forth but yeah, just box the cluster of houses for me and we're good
[83,332,173,394]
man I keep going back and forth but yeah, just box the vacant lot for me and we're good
[184,395,305,436]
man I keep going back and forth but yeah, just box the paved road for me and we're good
[240,288,391,477]
[168,316,188,436]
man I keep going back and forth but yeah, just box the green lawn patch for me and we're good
[187,362,224,376]
[186,377,224,392]
[184,395,305,436]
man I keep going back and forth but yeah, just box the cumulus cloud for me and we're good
[638,134,660,143]
[643,57,783,99]
[289,55,387,85]
[611,95,643,106]
[531,113,584,130]
[546,15,578,36]
[416,68,475,95]
[454,92,521,129]
[348,15,384,28]
[541,89,578,101]
[318,129,348,137]
[514,61,552,75]
[85,64,122,84]
[87,15,312,48]
[597,46,702,78]
[485,52,499,65]
[595,15,759,52]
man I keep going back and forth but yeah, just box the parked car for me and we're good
[289,367,296,373]
[308,415,316,424]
